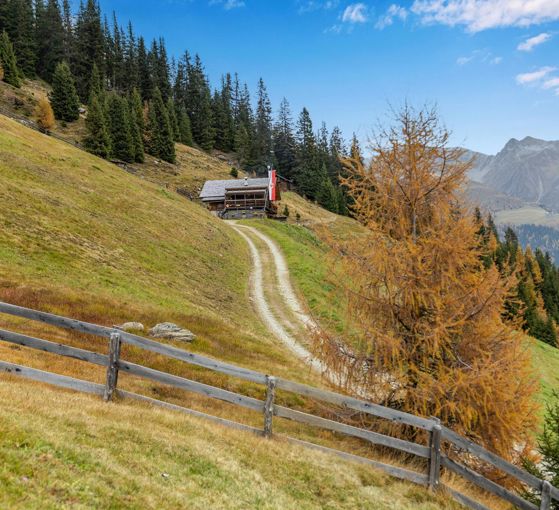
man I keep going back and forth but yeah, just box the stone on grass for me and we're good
[115,322,145,332]
[149,322,196,342]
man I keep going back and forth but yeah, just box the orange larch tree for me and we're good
[315,105,538,461]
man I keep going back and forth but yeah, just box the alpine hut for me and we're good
[199,170,280,219]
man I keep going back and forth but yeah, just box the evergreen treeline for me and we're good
[476,211,559,347]
[0,0,350,211]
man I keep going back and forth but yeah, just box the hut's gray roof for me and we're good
[199,178,269,201]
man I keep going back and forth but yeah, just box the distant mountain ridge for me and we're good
[466,136,559,212]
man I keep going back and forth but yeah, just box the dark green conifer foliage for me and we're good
[147,87,175,163]
[273,98,297,180]
[50,61,80,121]
[177,107,193,146]
[62,0,73,62]
[35,0,64,81]
[186,54,214,151]
[524,393,559,509]
[317,170,339,213]
[137,36,152,101]
[84,94,111,158]
[294,107,320,199]
[254,78,273,171]
[0,30,22,87]
[166,97,180,142]
[106,93,134,162]
[4,0,36,77]
[128,90,144,163]
[73,0,104,99]
[88,62,103,103]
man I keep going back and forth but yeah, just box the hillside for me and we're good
[0,377,457,510]
[0,114,465,509]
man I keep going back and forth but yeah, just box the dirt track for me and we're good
[228,222,327,374]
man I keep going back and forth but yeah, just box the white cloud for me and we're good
[543,77,559,89]
[298,0,339,14]
[375,4,408,29]
[456,49,502,66]
[411,0,559,32]
[342,3,368,23]
[457,55,473,65]
[518,32,552,51]
[209,0,245,9]
[516,66,556,85]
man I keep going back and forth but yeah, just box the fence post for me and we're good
[541,481,552,510]
[428,418,442,491]
[263,375,277,438]
[103,331,121,402]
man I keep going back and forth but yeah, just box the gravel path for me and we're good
[228,222,327,374]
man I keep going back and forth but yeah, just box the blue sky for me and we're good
[92,1,559,154]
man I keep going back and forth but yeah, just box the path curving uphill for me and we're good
[228,222,328,375]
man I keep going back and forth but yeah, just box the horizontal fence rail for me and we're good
[0,300,556,510]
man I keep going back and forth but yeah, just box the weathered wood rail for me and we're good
[0,300,556,510]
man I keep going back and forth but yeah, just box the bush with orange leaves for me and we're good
[35,97,55,133]
[315,105,538,465]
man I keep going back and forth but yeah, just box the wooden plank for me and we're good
[0,301,267,385]
[440,425,543,491]
[428,422,442,490]
[442,485,492,510]
[541,481,552,510]
[275,377,434,431]
[441,455,538,510]
[0,360,104,396]
[263,375,276,438]
[274,405,430,458]
[0,328,108,366]
[119,390,263,436]
[118,360,265,413]
[103,332,121,402]
[283,436,429,486]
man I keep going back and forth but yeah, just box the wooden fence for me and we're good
[0,300,556,510]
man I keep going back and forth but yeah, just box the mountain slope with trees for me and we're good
[0,0,350,214]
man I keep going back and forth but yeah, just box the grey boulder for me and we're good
[115,322,145,332]
[149,322,196,342]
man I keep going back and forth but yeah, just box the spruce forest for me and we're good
[0,0,349,215]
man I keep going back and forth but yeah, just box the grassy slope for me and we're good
[0,378,455,510]
[0,115,458,508]
[0,113,323,386]
[253,193,559,409]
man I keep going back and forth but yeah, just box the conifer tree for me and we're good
[3,0,36,77]
[50,61,80,122]
[106,93,134,162]
[137,36,152,101]
[185,54,214,151]
[322,105,537,461]
[128,91,144,162]
[146,87,175,163]
[166,97,180,142]
[273,98,297,180]
[254,77,273,171]
[62,0,73,63]
[0,30,21,87]
[35,0,64,81]
[73,0,104,99]
[177,107,193,146]
[84,94,111,158]
[88,62,103,103]
[295,107,320,199]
